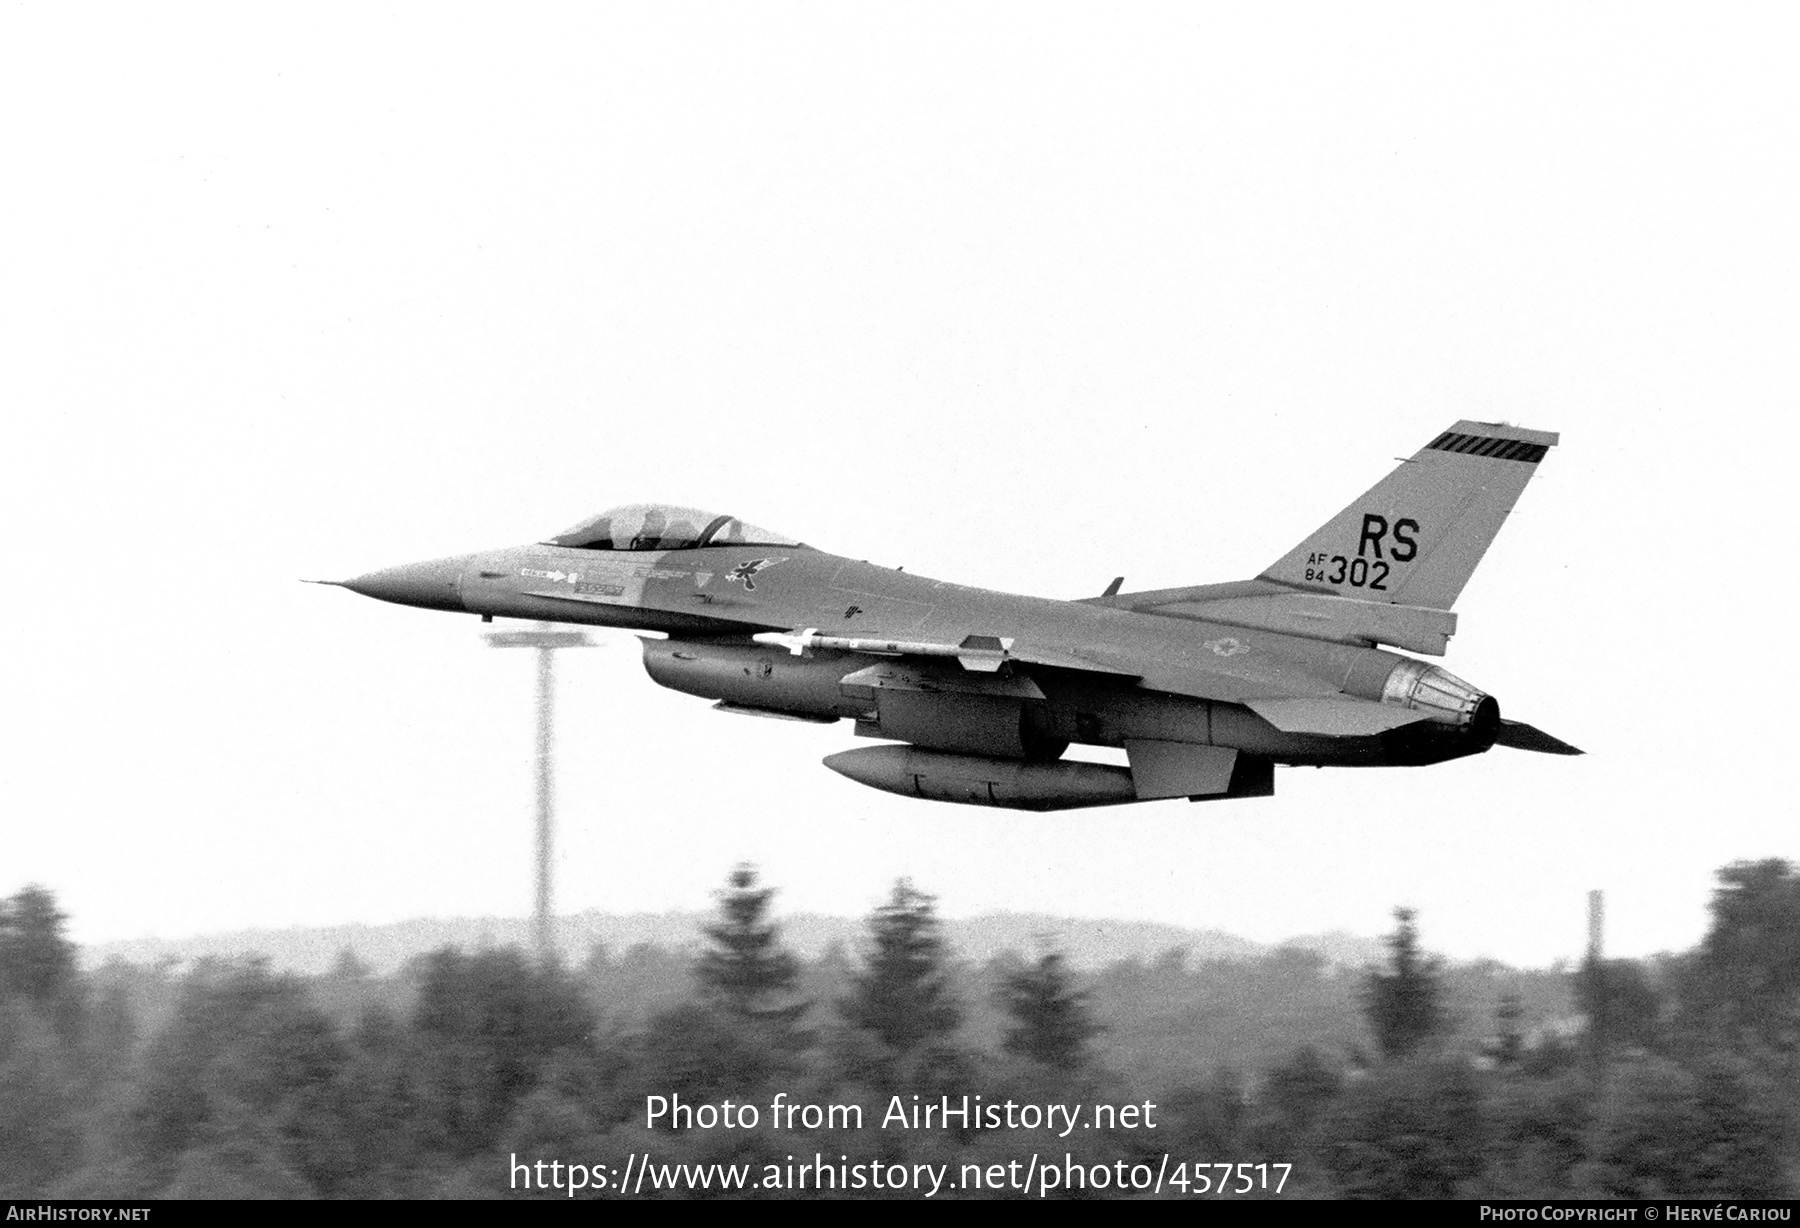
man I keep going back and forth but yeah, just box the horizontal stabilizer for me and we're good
[1493,720,1583,756]
[1126,589,1459,656]
[1244,696,1432,737]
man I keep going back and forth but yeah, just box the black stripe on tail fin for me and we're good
[1427,431,1551,464]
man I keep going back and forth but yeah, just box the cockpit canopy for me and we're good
[545,503,803,552]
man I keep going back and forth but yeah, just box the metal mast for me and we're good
[485,623,593,959]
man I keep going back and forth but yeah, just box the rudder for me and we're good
[1259,420,1560,611]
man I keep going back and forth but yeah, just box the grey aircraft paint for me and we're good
[327,421,1580,811]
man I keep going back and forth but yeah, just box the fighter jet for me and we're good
[325,421,1579,810]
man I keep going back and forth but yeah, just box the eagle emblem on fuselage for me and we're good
[726,557,787,592]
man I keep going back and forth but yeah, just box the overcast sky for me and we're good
[3,5,1794,966]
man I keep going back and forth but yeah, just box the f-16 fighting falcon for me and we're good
[322,421,1580,810]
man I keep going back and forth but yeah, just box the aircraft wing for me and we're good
[1096,579,1459,657]
[1129,650,1342,705]
[1005,642,1144,678]
[754,627,1365,716]
[752,629,1140,678]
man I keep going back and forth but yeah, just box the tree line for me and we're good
[1,862,1796,1198]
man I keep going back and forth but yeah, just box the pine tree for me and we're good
[1576,956,1663,1056]
[693,865,806,1033]
[1363,907,1444,1061]
[1317,1059,1485,1198]
[327,947,372,982]
[996,951,1102,1070]
[0,885,79,1007]
[411,949,598,1157]
[841,880,961,1053]
[1682,858,1800,1049]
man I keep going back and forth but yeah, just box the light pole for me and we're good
[485,622,594,960]
[1586,888,1606,1082]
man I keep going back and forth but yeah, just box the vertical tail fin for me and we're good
[1259,421,1559,611]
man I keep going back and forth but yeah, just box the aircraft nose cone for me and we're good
[343,556,470,612]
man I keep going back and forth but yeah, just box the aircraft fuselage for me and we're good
[353,540,1491,775]
[330,422,1576,809]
